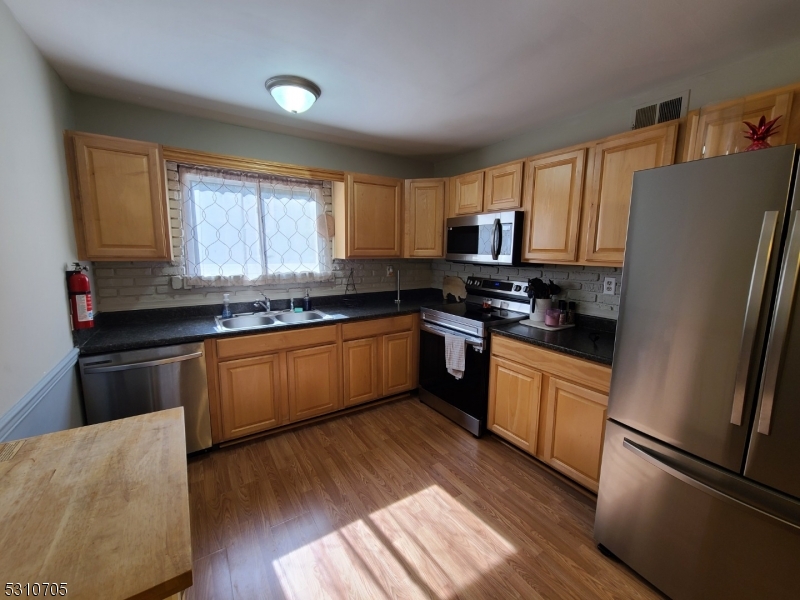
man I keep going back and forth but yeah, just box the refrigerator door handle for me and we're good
[730,211,780,425]
[756,210,800,435]
[622,437,800,531]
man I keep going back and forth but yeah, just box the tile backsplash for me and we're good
[431,260,622,319]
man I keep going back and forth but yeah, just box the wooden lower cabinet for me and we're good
[488,357,542,454]
[382,330,415,396]
[541,377,608,492]
[287,344,341,421]
[488,334,611,492]
[210,316,419,442]
[218,354,282,440]
[343,337,380,407]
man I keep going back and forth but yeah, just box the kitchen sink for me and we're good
[274,311,325,323]
[217,314,276,330]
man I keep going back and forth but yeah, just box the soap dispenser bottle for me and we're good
[303,289,312,311]
[222,293,232,318]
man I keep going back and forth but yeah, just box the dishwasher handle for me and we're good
[82,351,204,374]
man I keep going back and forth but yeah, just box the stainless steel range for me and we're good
[418,276,530,436]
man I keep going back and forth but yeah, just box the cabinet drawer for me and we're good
[491,335,611,393]
[217,325,338,360]
[341,314,416,341]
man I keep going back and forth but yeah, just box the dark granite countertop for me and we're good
[491,315,616,365]
[77,289,447,356]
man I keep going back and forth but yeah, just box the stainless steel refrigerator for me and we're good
[594,145,800,599]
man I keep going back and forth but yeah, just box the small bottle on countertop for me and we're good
[558,300,568,326]
[222,293,232,318]
[567,301,576,324]
[303,288,312,311]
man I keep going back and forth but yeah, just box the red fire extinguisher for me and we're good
[67,263,94,329]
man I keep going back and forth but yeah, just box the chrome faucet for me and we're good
[289,296,295,311]
[254,293,271,313]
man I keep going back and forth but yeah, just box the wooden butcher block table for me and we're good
[0,408,192,599]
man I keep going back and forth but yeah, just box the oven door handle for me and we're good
[420,322,484,352]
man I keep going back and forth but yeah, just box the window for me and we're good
[179,165,332,286]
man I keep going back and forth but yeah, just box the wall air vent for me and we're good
[631,90,690,129]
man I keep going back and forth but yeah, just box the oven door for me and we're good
[445,211,523,266]
[418,322,490,436]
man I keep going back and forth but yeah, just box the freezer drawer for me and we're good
[79,343,212,453]
[595,420,800,600]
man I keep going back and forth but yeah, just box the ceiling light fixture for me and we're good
[265,75,321,114]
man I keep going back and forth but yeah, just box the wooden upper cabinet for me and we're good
[452,170,485,215]
[488,356,542,454]
[542,377,608,492]
[484,161,524,211]
[522,148,586,263]
[334,173,403,258]
[286,343,341,422]
[582,123,678,264]
[690,90,793,160]
[67,132,171,261]
[218,354,282,440]
[404,179,447,258]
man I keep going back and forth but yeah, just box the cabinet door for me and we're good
[583,123,677,264]
[484,161,524,211]
[487,357,542,454]
[542,377,608,492]
[345,173,403,257]
[343,337,380,407]
[404,179,446,257]
[691,92,792,160]
[522,148,586,263]
[70,132,171,261]
[218,354,282,440]
[287,343,341,421]
[453,171,485,215]
[382,331,415,396]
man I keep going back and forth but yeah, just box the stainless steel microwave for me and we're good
[445,210,524,266]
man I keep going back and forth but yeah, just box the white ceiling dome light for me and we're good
[265,75,321,114]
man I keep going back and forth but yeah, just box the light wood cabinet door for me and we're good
[542,377,608,492]
[343,337,380,407]
[488,357,542,454]
[522,148,586,263]
[382,331,415,396]
[583,123,677,264]
[691,92,793,160]
[218,354,282,440]
[69,132,171,261]
[452,171,485,215]
[404,179,446,257]
[343,173,403,257]
[484,161,524,211]
[287,343,341,422]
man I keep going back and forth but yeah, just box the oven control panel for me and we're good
[464,277,530,299]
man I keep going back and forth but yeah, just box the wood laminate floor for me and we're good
[186,398,663,599]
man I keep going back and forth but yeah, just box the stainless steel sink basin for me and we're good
[274,311,324,323]
[217,314,275,330]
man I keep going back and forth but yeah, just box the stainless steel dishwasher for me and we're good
[79,342,212,452]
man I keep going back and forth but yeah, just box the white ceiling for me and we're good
[6,0,800,159]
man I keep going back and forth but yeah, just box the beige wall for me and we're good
[435,37,800,176]
[0,2,78,419]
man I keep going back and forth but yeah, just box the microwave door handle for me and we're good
[756,210,800,435]
[491,218,501,260]
[730,211,779,425]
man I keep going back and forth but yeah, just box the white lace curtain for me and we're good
[180,165,332,286]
